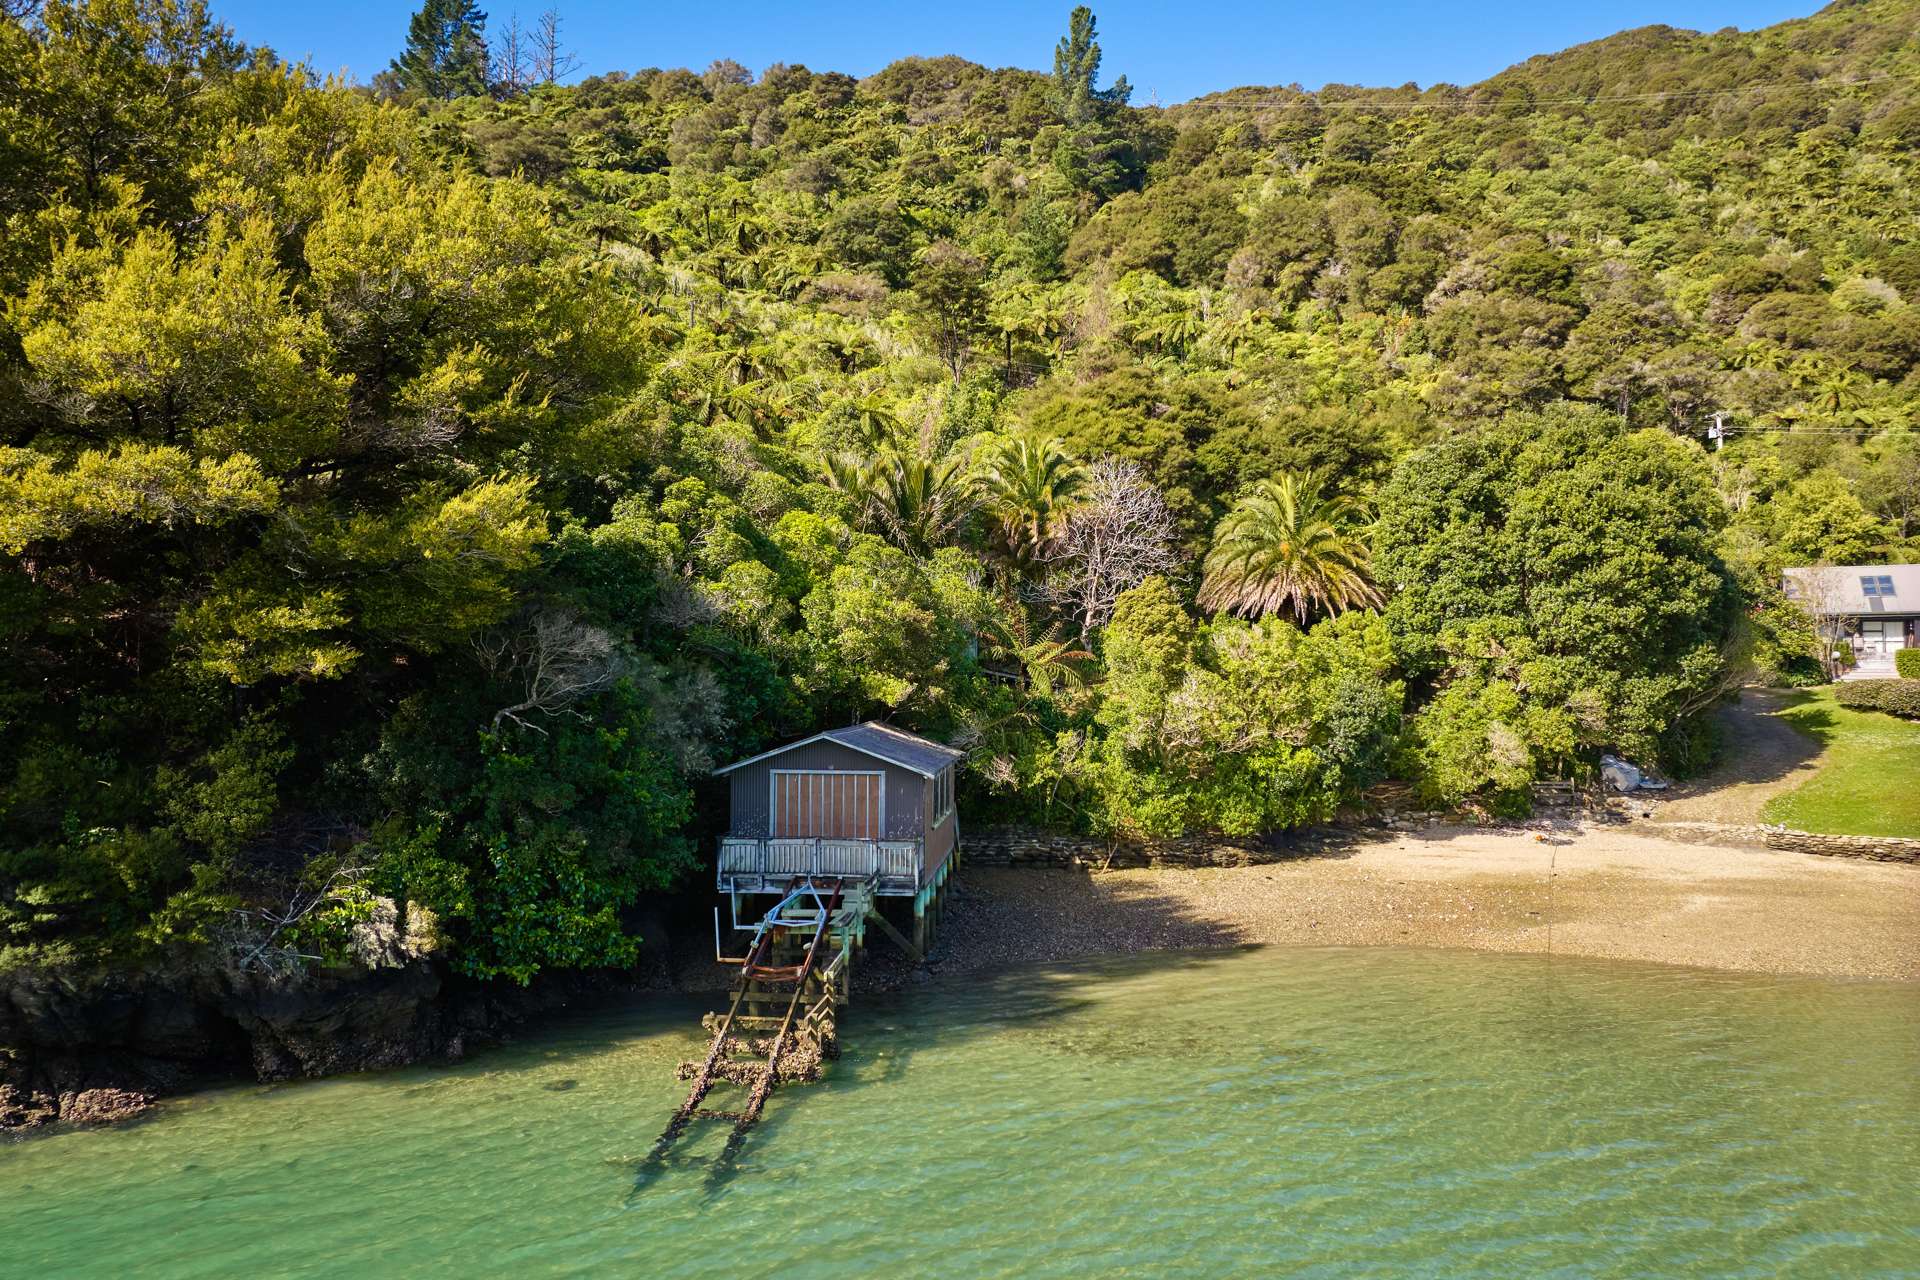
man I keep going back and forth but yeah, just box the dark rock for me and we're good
[0,953,646,1133]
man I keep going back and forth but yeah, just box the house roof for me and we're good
[1782,564,1920,615]
[714,721,965,778]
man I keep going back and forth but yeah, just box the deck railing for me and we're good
[718,836,922,890]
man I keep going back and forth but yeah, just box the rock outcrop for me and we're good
[0,896,657,1133]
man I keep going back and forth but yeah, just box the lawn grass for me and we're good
[1758,687,1920,838]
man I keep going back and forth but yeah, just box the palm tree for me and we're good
[809,323,877,375]
[1729,341,1791,373]
[1213,305,1274,359]
[848,395,905,448]
[819,451,872,499]
[974,434,1088,573]
[1198,472,1384,623]
[1787,354,1839,391]
[1811,367,1867,416]
[1133,306,1204,359]
[985,607,1095,699]
[761,243,826,298]
[988,283,1042,384]
[861,448,975,556]
[578,204,635,251]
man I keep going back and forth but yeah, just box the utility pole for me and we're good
[1707,410,1727,451]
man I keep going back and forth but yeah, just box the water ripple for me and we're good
[2,948,1916,1278]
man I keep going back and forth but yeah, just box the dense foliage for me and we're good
[2,0,1915,975]
[1376,405,1741,804]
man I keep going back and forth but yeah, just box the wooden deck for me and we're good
[717,836,924,895]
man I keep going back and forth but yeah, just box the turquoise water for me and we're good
[4,946,1917,1278]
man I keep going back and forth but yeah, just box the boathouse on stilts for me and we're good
[650,722,961,1166]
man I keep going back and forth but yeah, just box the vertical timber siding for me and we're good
[726,740,926,840]
[925,801,956,882]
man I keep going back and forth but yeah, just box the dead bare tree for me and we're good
[475,609,624,733]
[531,7,581,85]
[1040,458,1177,639]
[1790,564,1856,681]
[490,11,532,96]
[220,860,371,976]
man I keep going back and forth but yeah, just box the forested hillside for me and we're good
[2,0,1915,980]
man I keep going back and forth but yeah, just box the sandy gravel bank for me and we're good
[926,824,1920,983]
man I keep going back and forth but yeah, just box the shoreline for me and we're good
[902,824,1920,985]
[11,823,1914,1135]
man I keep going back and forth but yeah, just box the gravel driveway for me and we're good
[1651,689,1822,826]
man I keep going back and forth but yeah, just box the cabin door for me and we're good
[1860,619,1894,656]
[771,771,883,841]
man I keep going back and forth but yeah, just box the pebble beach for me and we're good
[913,824,1920,984]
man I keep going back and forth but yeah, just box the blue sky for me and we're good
[221,1,1815,104]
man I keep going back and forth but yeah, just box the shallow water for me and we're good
[4,946,1918,1278]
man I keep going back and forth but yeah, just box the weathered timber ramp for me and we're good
[644,878,867,1174]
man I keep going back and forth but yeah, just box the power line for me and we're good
[1166,71,1920,112]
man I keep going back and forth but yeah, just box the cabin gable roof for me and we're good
[714,721,963,778]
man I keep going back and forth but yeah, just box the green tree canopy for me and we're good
[1376,405,1739,790]
[1050,5,1130,124]
[388,0,490,99]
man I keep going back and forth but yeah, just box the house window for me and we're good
[772,771,882,840]
[932,766,954,821]
[1861,575,1897,598]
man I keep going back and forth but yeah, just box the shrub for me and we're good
[1896,648,1920,680]
[1077,587,1406,838]
[1881,682,1920,719]
[1835,679,1920,719]
[1833,681,1878,709]
[1773,655,1827,687]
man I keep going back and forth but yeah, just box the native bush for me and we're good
[367,680,697,983]
[1376,405,1739,801]
[9,0,1920,974]
[1075,579,1403,838]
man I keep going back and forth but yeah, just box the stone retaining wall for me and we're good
[961,827,1342,870]
[1759,829,1920,863]
[1651,819,1920,863]
[963,822,1920,871]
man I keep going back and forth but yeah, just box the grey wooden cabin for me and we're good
[713,722,962,898]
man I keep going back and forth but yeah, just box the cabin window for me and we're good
[771,770,882,840]
[932,766,953,821]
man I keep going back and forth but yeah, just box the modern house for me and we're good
[1783,564,1918,678]
[712,721,963,908]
